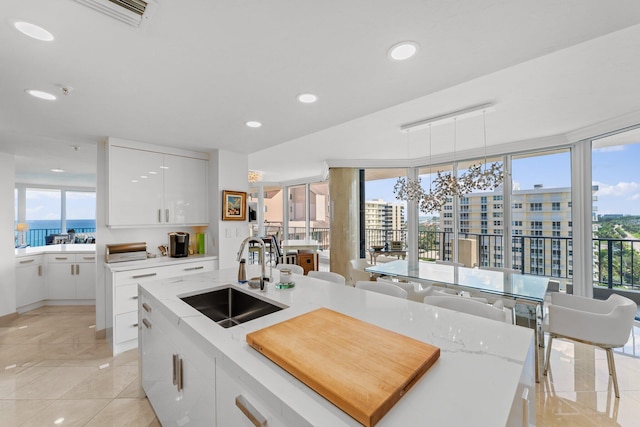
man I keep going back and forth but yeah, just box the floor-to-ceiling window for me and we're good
[511,150,572,279]
[363,169,407,252]
[592,128,640,290]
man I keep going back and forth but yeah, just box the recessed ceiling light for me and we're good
[298,93,318,104]
[14,21,54,41]
[26,89,56,100]
[51,168,64,173]
[246,121,262,128]
[388,41,419,61]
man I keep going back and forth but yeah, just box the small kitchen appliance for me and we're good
[169,232,189,258]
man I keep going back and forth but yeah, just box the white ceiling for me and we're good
[2,0,640,187]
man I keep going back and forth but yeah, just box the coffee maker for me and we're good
[168,232,189,257]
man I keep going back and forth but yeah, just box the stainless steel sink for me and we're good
[180,286,285,328]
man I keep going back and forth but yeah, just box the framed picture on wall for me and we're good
[222,190,247,221]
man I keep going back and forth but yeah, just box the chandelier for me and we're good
[394,104,503,213]
[248,170,262,183]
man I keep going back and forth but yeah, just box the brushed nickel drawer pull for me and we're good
[71,265,75,275]
[172,354,179,385]
[177,358,183,392]
[142,303,152,312]
[184,266,204,271]
[131,295,139,300]
[158,209,162,223]
[132,273,157,279]
[19,259,34,264]
[165,209,169,223]
[142,318,151,329]
[83,256,95,260]
[38,265,42,276]
[235,395,267,427]
[76,264,80,275]
[132,323,139,328]
[56,257,68,260]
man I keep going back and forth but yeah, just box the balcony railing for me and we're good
[20,228,96,248]
[254,225,640,290]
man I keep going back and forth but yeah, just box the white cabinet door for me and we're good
[47,262,76,300]
[140,290,216,426]
[216,365,310,427]
[163,154,208,225]
[108,146,164,226]
[75,257,96,300]
[16,257,44,307]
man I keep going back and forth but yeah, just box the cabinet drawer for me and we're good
[115,311,139,343]
[48,254,75,263]
[16,256,43,267]
[77,254,97,262]
[115,284,139,314]
[172,261,214,276]
[114,268,166,286]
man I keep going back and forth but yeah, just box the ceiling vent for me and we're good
[75,0,158,29]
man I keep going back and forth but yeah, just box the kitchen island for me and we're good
[139,265,535,426]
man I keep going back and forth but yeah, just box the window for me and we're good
[481,196,487,204]
[552,202,560,211]
[493,212,503,218]
[493,204,502,209]
[493,220,502,226]
[481,213,488,219]
[493,195,503,201]
[513,203,522,209]
[512,220,522,227]
[530,203,542,211]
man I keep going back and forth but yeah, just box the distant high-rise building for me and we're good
[365,199,405,246]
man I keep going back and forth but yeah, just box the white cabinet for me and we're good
[46,254,96,301]
[216,364,313,427]
[107,257,216,355]
[107,144,208,227]
[139,289,216,426]
[15,255,45,311]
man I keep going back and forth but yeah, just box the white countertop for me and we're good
[105,254,218,272]
[140,265,534,426]
[15,244,96,257]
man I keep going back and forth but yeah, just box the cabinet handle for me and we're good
[131,295,139,300]
[184,266,204,271]
[235,395,267,427]
[177,358,183,392]
[132,273,157,279]
[38,265,42,276]
[71,265,75,275]
[56,257,68,260]
[165,209,169,223]
[142,303,152,312]
[76,264,80,275]
[83,256,95,260]
[158,209,162,223]
[132,323,139,328]
[19,259,34,264]
[172,354,179,386]
[142,318,151,329]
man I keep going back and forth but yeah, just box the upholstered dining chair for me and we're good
[348,259,372,286]
[307,270,346,285]
[423,295,507,322]
[543,293,637,398]
[355,281,408,299]
[376,277,431,302]
[276,263,304,275]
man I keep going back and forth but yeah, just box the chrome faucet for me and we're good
[237,237,271,291]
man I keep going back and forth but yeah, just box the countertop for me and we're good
[15,244,96,257]
[105,254,218,272]
[140,265,535,426]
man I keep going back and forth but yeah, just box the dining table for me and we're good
[365,259,549,382]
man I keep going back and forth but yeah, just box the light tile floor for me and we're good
[0,305,158,426]
[2,305,640,426]
[536,324,640,426]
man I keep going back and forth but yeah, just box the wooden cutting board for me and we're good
[246,308,440,427]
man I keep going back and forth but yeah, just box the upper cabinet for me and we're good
[107,140,209,227]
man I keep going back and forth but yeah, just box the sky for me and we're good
[366,143,640,216]
[20,189,96,221]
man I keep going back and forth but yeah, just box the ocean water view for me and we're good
[17,219,96,247]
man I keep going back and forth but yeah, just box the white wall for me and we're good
[209,150,249,269]
[0,153,16,317]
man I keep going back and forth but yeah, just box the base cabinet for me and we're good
[140,289,215,426]
[15,255,45,310]
[46,254,96,301]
